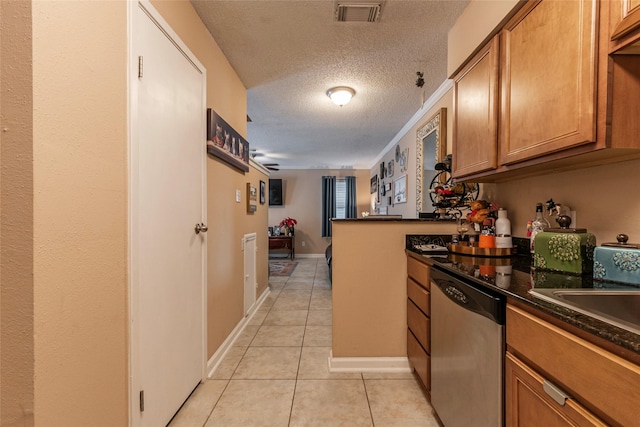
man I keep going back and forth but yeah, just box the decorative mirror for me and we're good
[416,108,446,217]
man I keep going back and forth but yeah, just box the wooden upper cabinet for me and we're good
[500,0,598,165]
[610,0,640,46]
[452,36,499,179]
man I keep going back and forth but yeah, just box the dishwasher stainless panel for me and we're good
[430,267,505,427]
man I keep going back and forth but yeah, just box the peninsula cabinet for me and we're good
[506,304,640,426]
[452,0,640,182]
[406,254,431,393]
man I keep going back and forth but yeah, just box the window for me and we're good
[335,178,347,219]
[322,176,357,237]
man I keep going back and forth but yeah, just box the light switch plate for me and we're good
[235,190,241,203]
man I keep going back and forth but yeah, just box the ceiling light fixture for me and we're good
[327,86,356,107]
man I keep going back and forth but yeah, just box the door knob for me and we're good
[195,223,208,234]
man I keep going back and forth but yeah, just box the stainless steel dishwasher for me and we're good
[430,266,505,427]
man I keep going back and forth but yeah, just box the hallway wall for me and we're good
[31,1,129,425]
[1,0,267,425]
[268,169,370,255]
[1,1,35,424]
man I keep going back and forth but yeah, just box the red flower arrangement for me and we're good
[280,217,297,228]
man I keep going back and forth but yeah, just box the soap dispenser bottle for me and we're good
[495,208,512,248]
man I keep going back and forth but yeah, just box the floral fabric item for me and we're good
[533,231,595,274]
[593,246,640,285]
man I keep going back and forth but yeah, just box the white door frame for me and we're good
[127,1,207,425]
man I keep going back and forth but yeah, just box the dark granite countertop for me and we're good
[333,217,455,222]
[406,235,640,359]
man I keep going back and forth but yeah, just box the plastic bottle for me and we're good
[530,203,550,253]
[495,208,513,248]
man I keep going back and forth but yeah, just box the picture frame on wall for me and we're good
[259,180,266,204]
[370,175,378,194]
[247,183,257,212]
[393,175,407,204]
[206,108,250,173]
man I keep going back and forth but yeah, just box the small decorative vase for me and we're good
[282,226,289,236]
[289,227,294,236]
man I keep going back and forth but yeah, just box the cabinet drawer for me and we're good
[407,256,430,286]
[407,277,429,316]
[506,352,605,426]
[407,300,429,353]
[507,304,640,426]
[408,329,430,391]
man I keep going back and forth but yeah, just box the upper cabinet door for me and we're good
[610,0,640,42]
[500,0,598,165]
[452,36,499,179]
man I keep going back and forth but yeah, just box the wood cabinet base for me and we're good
[407,330,430,392]
[506,352,605,426]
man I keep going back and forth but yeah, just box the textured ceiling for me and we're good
[191,0,469,170]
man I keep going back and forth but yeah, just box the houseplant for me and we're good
[279,217,297,236]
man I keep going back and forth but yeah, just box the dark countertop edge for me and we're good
[333,218,455,222]
[406,249,640,361]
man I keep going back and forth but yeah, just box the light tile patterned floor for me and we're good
[169,258,439,427]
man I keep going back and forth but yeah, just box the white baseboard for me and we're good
[295,254,324,259]
[327,350,412,373]
[206,286,270,378]
[269,253,324,259]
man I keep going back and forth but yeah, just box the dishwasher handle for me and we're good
[431,269,505,325]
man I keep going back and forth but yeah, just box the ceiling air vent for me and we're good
[335,1,383,23]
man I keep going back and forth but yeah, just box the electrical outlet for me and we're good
[235,190,241,203]
[301,241,306,247]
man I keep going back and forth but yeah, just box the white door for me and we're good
[130,2,207,426]
[243,234,257,315]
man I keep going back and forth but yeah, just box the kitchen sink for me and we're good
[529,288,640,336]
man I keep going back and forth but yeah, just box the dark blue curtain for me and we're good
[345,176,357,219]
[322,176,336,237]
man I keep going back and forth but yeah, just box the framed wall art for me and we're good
[370,175,378,194]
[259,180,266,204]
[393,175,407,204]
[247,183,257,212]
[206,108,250,173]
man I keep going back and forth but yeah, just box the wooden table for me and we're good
[269,235,294,259]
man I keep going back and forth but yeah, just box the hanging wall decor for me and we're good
[370,175,378,193]
[394,175,407,204]
[259,180,266,204]
[247,183,257,212]
[206,108,250,173]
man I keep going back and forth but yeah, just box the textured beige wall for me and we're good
[31,1,128,425]
[332,220,458,357]
[151,0,269,356]
[267,169,370,255]
[495,158,640,243]
[371,88,454,219]
[1,1,35,425]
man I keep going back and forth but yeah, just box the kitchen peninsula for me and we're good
[329,218,456,370]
